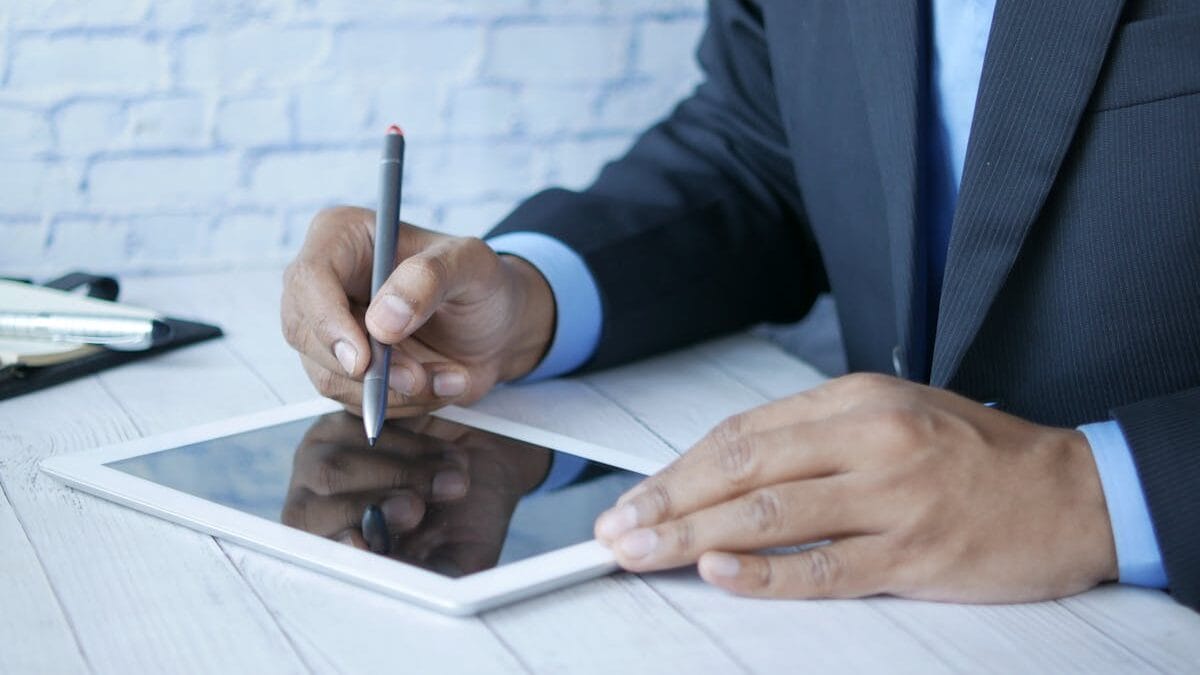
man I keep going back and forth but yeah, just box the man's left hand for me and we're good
[594,373,1119,603]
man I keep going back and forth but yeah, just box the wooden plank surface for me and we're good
[0,474,88,674]
[0,379,308,673]
[4,267,1200,673]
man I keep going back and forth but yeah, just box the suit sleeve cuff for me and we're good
[486,232,603,381]
[1079,420,1168,588]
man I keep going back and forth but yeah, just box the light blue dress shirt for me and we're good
[489,0,1167,587]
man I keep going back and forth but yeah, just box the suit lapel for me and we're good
[844,0,923,378]
[930,0,1125,387]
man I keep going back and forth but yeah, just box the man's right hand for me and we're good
[281,206,556,418]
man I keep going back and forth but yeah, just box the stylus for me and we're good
[0,311,171,351]
[363,125,406,446]
[362,504,390,554]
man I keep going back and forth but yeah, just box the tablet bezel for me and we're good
[40,398,667,616]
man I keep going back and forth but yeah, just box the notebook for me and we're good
[0,279,160,368]
[0,274,223,401]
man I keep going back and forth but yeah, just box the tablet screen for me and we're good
[107,412,641,578]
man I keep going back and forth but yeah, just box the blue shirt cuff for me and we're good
[534,453,591,493]
[486,232,603,381]
[1079,420,1168,588]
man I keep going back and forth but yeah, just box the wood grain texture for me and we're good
[6,267,1200,673]
[482,575,744,674]
[1058,585,1200,671]
[870,597,1156,673]
[0,477,88,674]
[220,542,528,675]
[0,379,307,673]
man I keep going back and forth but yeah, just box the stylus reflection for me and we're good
[282,413,555,576]
[109,409,640,579]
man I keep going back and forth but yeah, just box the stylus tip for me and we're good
[367,436,377,447]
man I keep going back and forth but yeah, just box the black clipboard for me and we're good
[0,273,224,401]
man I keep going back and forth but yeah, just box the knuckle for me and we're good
[280,500,304,528]
[667,520,696,555]
[457,235,491,261]
[312,206,340,225]
[644,482,675,521]
[714,413,747,443]
[840,372,891,396]
[743,489,785,535]
[315,455,351,496]
[408,255,449,293]
[342,499,361,533]
[282,258,301,289]
[719,436,758,486]
[751,556,776,591]
[281,313,305,350]
[313,205,361,230]
[310,313,340,345]
[313,367,343,399]
[387,466,411,490]
[873,406,922,445]
[802,547,842,595]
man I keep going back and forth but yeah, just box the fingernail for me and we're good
[596,504,638,540]
[389,366,417,395]
[617,529,658,559]
[333,340,357,374]
[701,553,741,578]
[432,371,467,397]
[375,295,413,334]
[432,469,467,500]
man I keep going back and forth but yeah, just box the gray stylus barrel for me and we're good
[371,133,405,296]
[363,130,406,442]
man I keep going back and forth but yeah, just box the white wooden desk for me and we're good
[3,269,1198,674]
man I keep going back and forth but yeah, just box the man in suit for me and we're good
[281,0,1200,609]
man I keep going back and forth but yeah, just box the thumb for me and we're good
[364,238,494,344]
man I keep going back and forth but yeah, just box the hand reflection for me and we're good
[282,412,553,576]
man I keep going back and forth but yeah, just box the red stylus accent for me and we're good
[387,124,403,136]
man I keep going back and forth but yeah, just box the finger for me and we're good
[331,527,368,550]
[684,373,906,447]
[380,336,473,405]
[284,489,426,538]
[344,401,460,420]
[607,477,868,572]
[364,237,496,344]
[611,385,874,512]
[390,516,449,563]
[595,421,847,543]
[619,374,913,505]
[430,540,501,576]
[292,445,467,501]
[301,355,432,412]
[698,536,888,599]
[282,260,372,378]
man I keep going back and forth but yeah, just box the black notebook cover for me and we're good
[0,274,224,402]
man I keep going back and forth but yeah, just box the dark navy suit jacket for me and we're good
[491,0,1200,609]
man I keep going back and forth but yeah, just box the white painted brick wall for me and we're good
[0,0,705,276]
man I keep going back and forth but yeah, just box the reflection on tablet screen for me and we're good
[108,412,641,578]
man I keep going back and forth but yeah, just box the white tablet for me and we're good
[40,398,665,615]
